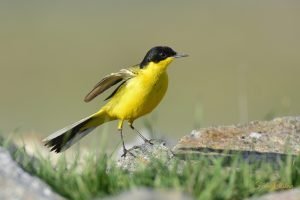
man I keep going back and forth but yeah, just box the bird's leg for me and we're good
[118,120,135,157]
[129,123,153,145]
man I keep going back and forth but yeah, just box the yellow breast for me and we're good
[103,58,173,121]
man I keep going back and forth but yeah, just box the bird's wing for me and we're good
[84,67,138,102]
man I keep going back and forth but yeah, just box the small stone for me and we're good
[249,132,262,139]
[190,130,201,138]
[116,140,174,172]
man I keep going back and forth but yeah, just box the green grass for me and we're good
[6,144,300,200]
[1,134,299,200]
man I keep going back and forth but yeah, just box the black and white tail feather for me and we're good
[43,116,95,153]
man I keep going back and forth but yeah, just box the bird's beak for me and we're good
[173,52,189,58]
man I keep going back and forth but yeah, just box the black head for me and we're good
[140,46,177,68]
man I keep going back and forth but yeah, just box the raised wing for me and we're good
[84,68,137,102]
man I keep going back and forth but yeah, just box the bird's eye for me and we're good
[159,52,166,58]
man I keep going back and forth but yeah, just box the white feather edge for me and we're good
[42,115,92,142]
[59,127,96,152]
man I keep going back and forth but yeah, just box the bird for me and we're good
[43,46,188,156]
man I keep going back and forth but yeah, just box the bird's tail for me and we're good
[43,110,112,153]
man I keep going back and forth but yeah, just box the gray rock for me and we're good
[101,188,193,200]
[0,147,64,200]
[248,188,300,200]
[117,139,174,172]
[173,116,300,162]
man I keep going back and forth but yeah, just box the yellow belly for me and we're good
[103,71,168,122]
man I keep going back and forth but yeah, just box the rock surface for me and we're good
[0,147,64,200]
[173,116,300,161]
[100,188,192,200]
[117,140,174,172]
[249,188,300,200]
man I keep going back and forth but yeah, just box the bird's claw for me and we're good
[121,148,136,158]
[145,139,154,145]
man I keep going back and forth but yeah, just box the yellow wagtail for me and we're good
[43,46,188,156]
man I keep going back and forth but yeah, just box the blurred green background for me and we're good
[1,0,300,145]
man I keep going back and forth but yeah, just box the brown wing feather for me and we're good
[84,68,136,102]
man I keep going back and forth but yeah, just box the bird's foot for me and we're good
[144,139,154,145]
[121,148,136,158]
